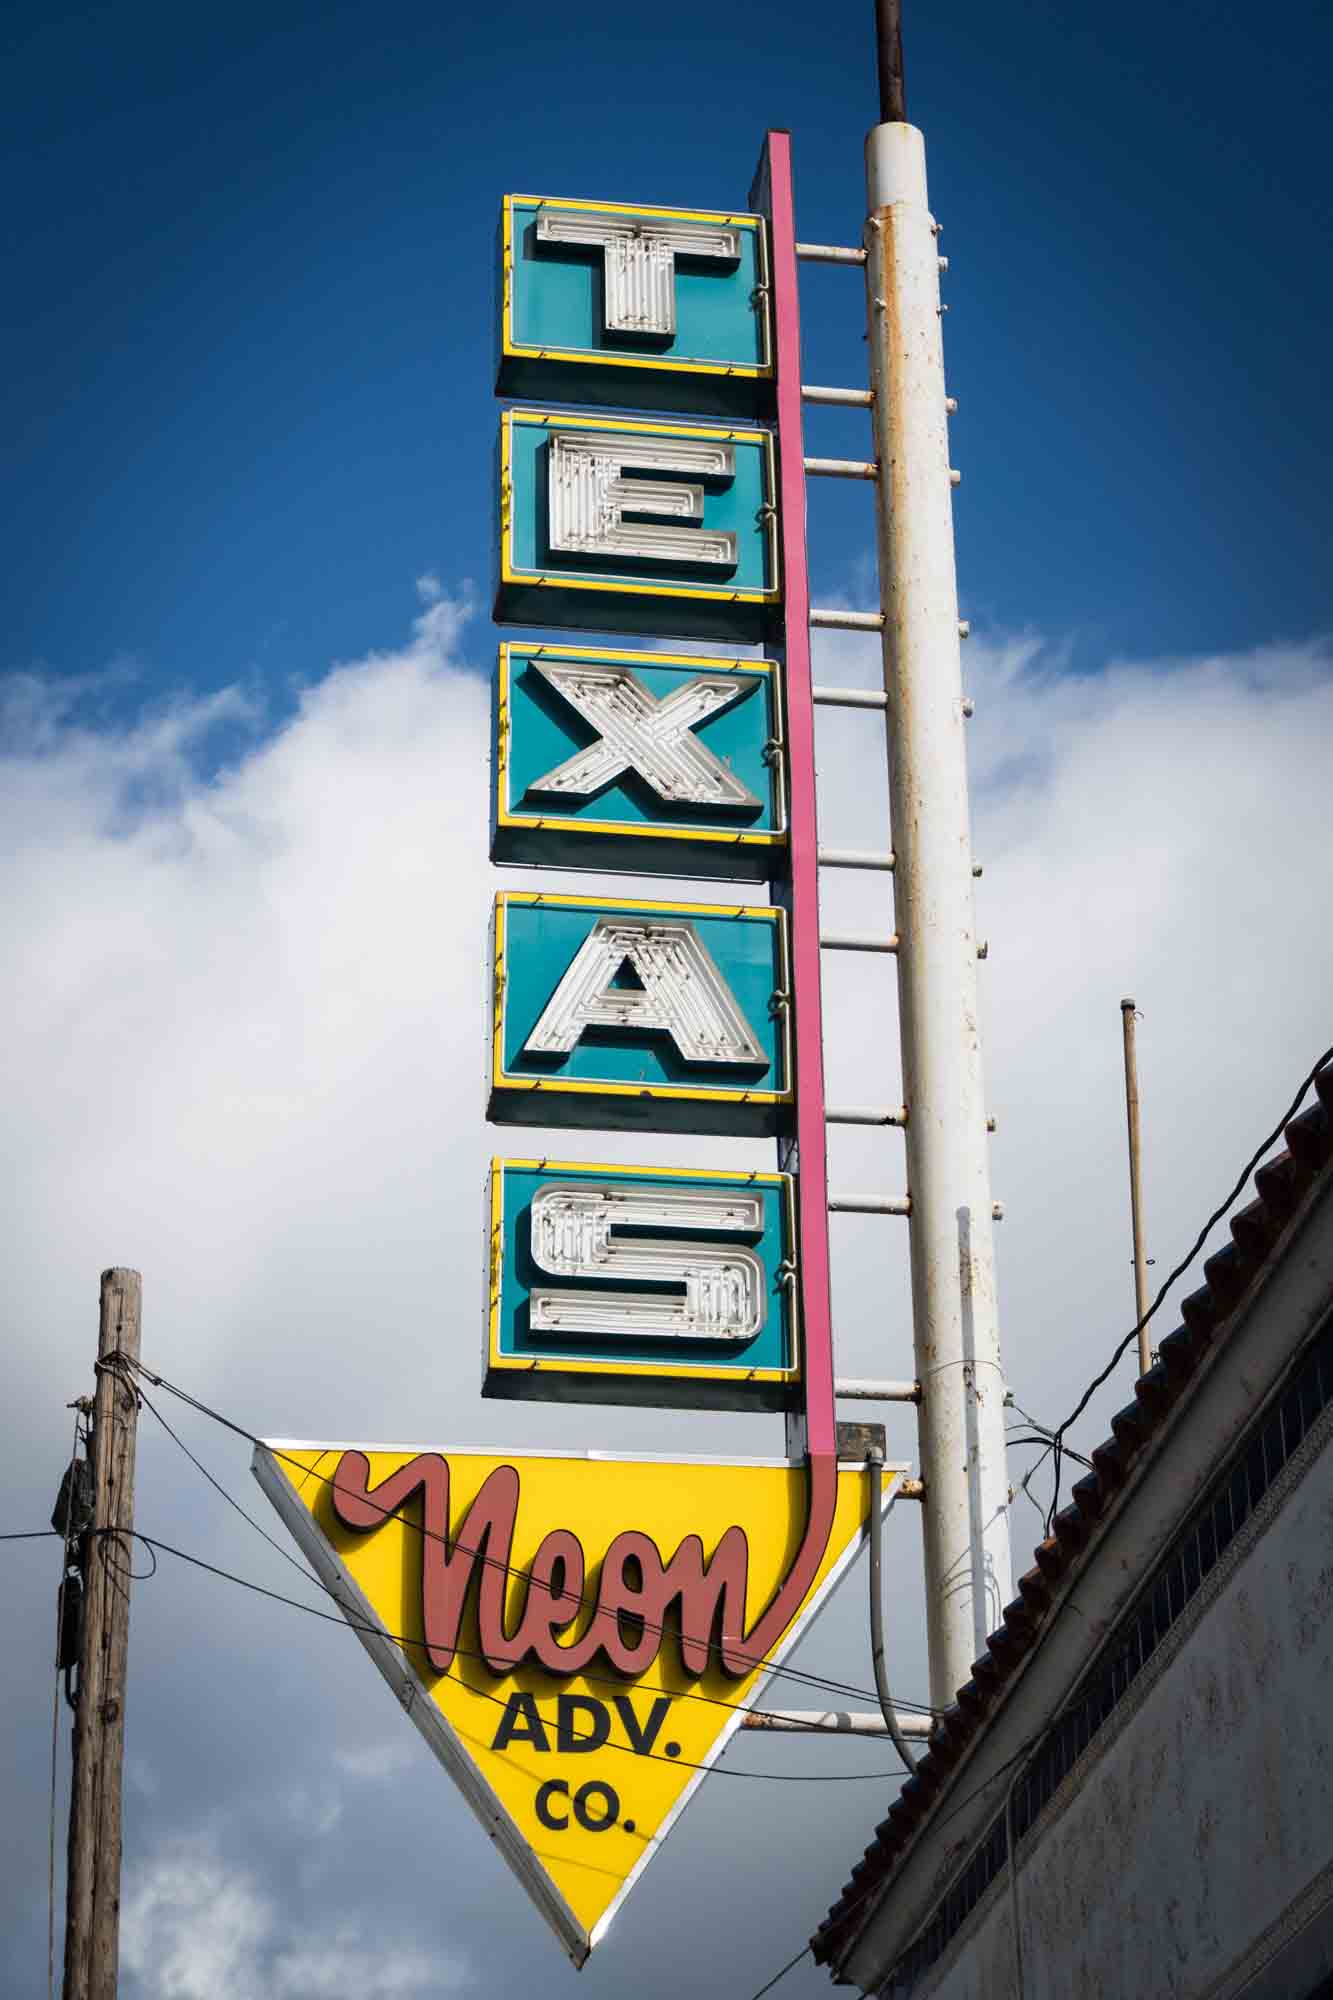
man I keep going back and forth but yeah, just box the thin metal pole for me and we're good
[1121,999,1152,1376]
[875,0,907,122]
[64,1269,141,2000]
[741,1708,933,1737]
[863,122,1012,1708]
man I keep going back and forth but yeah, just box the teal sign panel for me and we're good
[497,194,773,418]
[484,1158,801,1411]
[488,891,792,1137]
[495,409,781,644]
[491,643,788,882]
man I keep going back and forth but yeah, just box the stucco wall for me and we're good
[915,1413,1333,2000]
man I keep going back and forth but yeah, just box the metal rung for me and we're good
[742,1709,933,1737]
[830,1194,1005,1221]
[802,384,873,408]
[796,242,866,265]
[835,1378,920,1403]
[805,456,878,480]
[826,1104,906,1126]
[818,845,894,870]
[812,685,886,708]
[829,1193,910,1215]
[814,839,981,887]
[820,931,898,953]
[810,609,885,633]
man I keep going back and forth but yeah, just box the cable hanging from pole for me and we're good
[865,1450,919,1773]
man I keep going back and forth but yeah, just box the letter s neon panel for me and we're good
[497,194,773,417]
[491,644,787,882]
[495,411,780,645]
[484,1159,801,1409]
[488,892,792,1137]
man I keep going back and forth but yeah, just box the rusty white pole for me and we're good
[1120,999,1153,1376]
[863,117,1012,1708]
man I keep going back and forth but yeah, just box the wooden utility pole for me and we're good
[1120,1002,1153,1376]
[64,1269,142,2000]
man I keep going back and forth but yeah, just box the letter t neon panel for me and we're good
[485,1159,802,1410]
[489,892,792,1137]
[497,194,774,417]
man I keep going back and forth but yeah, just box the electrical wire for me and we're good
[133,1387,920,1743]
[121,1356,941,1719]
[1014,1440,1056,1527]
[1044,1044,1333,1533]
[1,1530,60,1542]
[125,1528,911,1786]
[1006,1434,1091,1467]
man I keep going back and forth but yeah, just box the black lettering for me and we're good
[556,1694,610,1754]
[613,1693,671,1757]
[535,1779,569,1830]
[572,1781,619,1832]
[491,1691,550,1753]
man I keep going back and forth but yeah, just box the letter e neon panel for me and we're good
[495,411,780,644]
[485,1159,800,1409]
[491,644,787,881]
[497,194,773,417]
[489,892,792,1136]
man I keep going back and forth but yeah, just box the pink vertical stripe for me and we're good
[756,130,836,1460]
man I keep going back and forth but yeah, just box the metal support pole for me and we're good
[863,123,1012,1707]
[64,1269,141,2000]
[875,0,907,123]
[1121,998,1153,1376]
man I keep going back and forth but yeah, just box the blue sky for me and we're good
[5,7,1333,1998]
[6,0,1330,718]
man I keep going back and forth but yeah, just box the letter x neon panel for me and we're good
[491,644,787,881]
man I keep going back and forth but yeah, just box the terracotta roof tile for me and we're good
[812,1064,1333,1969]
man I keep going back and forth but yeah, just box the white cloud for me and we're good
[334,1739,419,1782]
[121,1831,462,1999]
[4,586,1331,1996]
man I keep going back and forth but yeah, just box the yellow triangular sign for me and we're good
[254,1441,902,1966]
